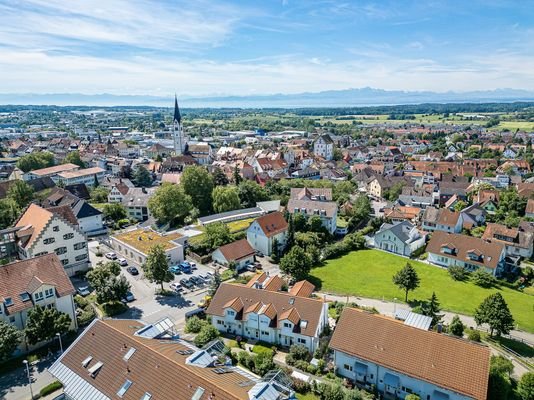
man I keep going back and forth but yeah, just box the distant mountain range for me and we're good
[1,87,534,108]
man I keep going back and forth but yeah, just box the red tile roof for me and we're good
[330,308,490,400]
[252,212,288,238]
[216,239,255,262]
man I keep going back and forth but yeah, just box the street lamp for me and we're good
[23,360,34,399]
[393,297,397,317]
[56,332,63,354]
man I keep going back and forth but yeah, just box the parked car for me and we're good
[180,278,194,289]
[199,273,211,282]
[77,286,91,297]
[197,296,212,308]
[118,258,128,266]
[255,251,264,258]
[121,291,135,303]
[189,261,197,270]
[105,252,117,260]
[126,266,139,275]
[180,262,192,274]
[245,264,256,272]
[185,308,205,319]
[170,282,183,292]
[190,276,204,286]
[254,261,262,269]
[169,265,182,274]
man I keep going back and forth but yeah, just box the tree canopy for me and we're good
[0,321,21,361]
[16,151,55,173]
[148,183,193,225]
[133,165,152,187]
[143,244,173,291]
[181,166,214,216]
[474,292,515,337]
[237,180,269,208]
[25,305,72,345]
[392,262,420,302]
[212,185,240,213]
[63,150,86,168]
[7,180,34,208]
[280,245,313,281]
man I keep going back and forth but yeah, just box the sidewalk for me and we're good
[322,292,534,346]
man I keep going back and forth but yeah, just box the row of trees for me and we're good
[392,263,515,337]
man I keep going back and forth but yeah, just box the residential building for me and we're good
[287,188,337,234]
[482,223,533,259]
[55,166,106,187]
[313,134,334,160]
[330,308,490,400]
[15,204,89,276]
[246,211,288,256]
[460,203,487,229]
[421,207,463,233]
[373,221,426,256]
[121,187,155,221]
[0,254,77,355]
[427,231,506,276]
[526,198,534,219]
[23,163,79,181]
[206,281,328,352]
[49,318,293,400]
[110,228,186,266]
[107,180,132,203]
[187,142,213,165]
[212,239,256,271]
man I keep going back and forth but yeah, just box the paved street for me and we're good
[0,356,57,400]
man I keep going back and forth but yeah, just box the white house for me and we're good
[482,223,533,259]
[313,134,334,160]
[71,200,107,237]
[0,254,77,356]
[110,227,186,266]
[373,221,426,256]
[212,239,256,271]
[246,211,288,256]
[121,187,155,221]
[421,207,463,233]
[330,308,490,400]
[287,198,338,234]
[15,204,90,276]
[23,163,80,181]
[206,281,328,352]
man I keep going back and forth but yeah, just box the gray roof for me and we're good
[121,187,154,207]
[378,220,416,243]
[287,199,337,218]
[198,207,263,224]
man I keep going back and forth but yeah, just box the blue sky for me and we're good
[0,0,533,96]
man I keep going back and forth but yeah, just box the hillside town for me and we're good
[0,99,532,400]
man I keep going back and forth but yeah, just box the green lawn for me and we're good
[309,249,534,333]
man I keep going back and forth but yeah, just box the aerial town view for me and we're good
[0,1,533,400]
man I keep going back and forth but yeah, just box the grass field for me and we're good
[309,249,534,332]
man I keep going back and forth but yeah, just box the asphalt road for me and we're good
[0,355,57,400]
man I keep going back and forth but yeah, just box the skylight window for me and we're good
[4,298,13,306]
[88,361,103,377]
[141,393,152,400]
[123,347,136,361]
[117,380,132,397]
[191,387,205,400]
[82,356,93,368]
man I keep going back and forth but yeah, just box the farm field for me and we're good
[309,249,534,332]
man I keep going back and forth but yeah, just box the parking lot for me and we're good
[85,240,216,326]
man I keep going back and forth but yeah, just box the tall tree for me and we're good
[233,165,242,185]
[392,262,420,302]
[63,150,86,168]
[0,198,20,229]
[25,305,72,345]
[474,292,515,337]
[280,245,312,281]
[7,180,34,208]
[16,152,55,173]
[213,167,229,186]
[422,292,444,328]
[181,166,214,216]
[87,261,129,303]
[148,183,192,225]
[143,244,173,291]
[133,165,152,187]
[0,321,21,361]
[102,203,127,222]
[208,269,222,296]
[237,180,268,208]
[212,185,240,213]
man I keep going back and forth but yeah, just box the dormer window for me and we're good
[441,244,456,255]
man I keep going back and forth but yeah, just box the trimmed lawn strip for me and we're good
[310,249,534,333]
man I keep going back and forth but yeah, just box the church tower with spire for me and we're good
[172,95,186,155]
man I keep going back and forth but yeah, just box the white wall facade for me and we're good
[246,221,288,256]
[334,350,472,400]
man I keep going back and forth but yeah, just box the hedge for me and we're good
[40,380,63,397]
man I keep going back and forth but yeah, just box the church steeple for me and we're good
[173,94,181,124]
[172,95,185,155]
